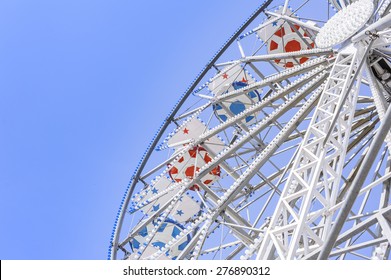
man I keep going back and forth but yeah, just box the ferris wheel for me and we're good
[109,0,391,260]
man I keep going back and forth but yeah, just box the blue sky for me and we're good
[0,0,264,259]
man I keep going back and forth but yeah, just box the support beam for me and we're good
[318,101,391,259]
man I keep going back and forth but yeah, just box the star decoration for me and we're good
[183,128,189,134]
[152,204,160,212]
[222,73,228,79]
[176,210,184,216]
[151,188,158,194]
[272,21,277,26]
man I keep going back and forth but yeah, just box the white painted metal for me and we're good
[110,0,391,261]
[257,45,364,259]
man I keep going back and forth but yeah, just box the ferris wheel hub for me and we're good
[315,0,374,48]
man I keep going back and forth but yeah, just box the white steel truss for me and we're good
[257,44,365,260]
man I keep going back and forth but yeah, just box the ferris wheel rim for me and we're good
[108,0,275,260]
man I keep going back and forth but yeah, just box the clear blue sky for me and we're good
[0,0,265,259]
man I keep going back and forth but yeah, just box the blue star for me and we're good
[152,204,160,212]
[132,239,140,249]
[176,210,184,216]
[138,226,148,237]
[151,188,158,194]
[272,21,277,26]
[178,196,183,202]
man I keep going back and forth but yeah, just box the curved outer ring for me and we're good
[108,0,274,260]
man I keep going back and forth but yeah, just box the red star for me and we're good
[183,128,189,134]
[222,73,228,79]
[241,77,248,83]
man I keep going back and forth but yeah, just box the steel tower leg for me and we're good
[318,96,391,259]
[257,44,365,260]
